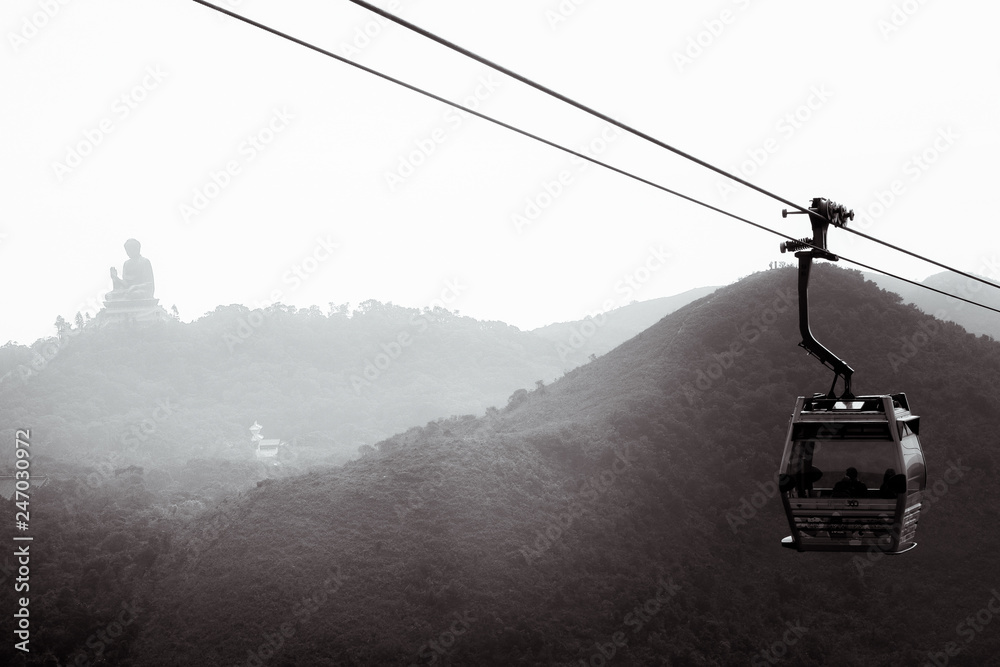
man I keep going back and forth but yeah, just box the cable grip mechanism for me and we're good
[782,197,856,399]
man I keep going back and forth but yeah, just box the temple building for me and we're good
[250,421,287,461]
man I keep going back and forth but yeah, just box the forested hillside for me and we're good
[3,266,999,666]
[0,301,575,470]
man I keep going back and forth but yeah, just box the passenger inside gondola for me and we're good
[784,438,898,499]
[879,468,898,498]
[831,467,868,498]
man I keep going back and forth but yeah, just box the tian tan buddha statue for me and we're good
[105,238,155,302]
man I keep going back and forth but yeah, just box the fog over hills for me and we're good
[863,270,1000,341]
[0,287,718,473]
[0,302,576,470]
[2,266,999,665]
[530,286,719,365]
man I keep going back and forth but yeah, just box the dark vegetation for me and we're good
[1,265,999,665]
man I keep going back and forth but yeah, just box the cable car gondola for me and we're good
[776,199,927,554]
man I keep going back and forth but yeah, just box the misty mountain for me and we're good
[864,270,1000,340]
[0,288,724,473]
[0,301,579,470]
[19,264,990,666]
[530,286,719,365]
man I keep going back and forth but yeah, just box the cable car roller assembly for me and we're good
[780,198,856,400]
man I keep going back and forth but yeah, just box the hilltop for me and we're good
[111,265,1000,666]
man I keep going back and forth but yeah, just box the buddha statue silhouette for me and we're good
[106,238,155,301]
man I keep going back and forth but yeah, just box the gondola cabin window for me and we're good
[783,422,900,499]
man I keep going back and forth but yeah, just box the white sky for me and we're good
[3,0,999,345]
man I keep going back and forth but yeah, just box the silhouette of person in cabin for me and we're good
[879,468,899,498]
[832,467,868,498]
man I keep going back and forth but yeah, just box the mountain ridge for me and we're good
[529,286,720,364]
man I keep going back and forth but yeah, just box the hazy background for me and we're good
[3,0,998,343]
